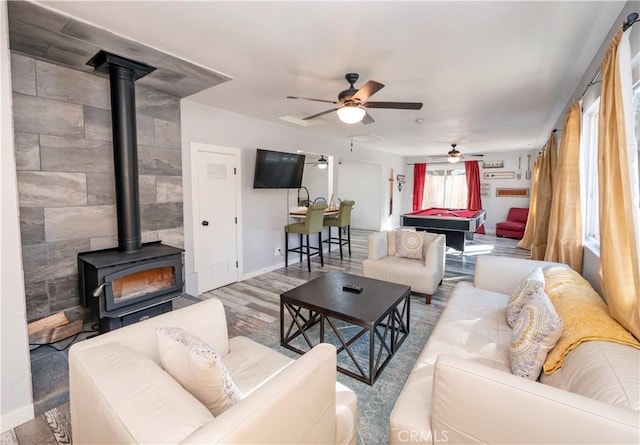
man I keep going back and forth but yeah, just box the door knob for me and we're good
[202,220,209,226]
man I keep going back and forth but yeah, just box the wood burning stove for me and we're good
[78,51,185,333]
[78,242,184,333]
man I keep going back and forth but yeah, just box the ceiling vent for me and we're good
[278,115,326,127]
[348,134,384,143]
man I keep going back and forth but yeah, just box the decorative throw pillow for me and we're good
[156,327,242,416]
[395,231,424,260]
[505,267,545,328]
[509,288,563,380]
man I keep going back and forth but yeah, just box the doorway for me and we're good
[337,160,383,230]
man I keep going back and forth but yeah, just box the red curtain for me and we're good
[465,161,485,234]
[413,163,426,211]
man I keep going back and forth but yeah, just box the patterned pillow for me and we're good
[395,231,424,260]
[510,289,563,380]
[156,327,242,416]
[505,267,545,328]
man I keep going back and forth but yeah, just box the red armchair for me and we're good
[496,207,529,239]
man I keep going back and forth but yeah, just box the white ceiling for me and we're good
[40,1,626,157]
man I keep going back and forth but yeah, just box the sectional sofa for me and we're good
[390,255,640,444]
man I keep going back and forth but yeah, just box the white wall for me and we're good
[1,0,34,431]
[180,100,406,290]
[478,151,536,232]
[405,150,536,233]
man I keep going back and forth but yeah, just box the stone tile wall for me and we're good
[11,52,184,322]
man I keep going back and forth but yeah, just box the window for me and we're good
[581,46,640,251]
[583,98,600,244]
[422,168,467,208]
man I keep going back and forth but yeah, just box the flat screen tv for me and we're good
[253,149,305,189]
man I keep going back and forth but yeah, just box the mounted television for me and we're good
[253,149,305,189]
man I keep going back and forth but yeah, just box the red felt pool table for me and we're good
[400,208,486,252]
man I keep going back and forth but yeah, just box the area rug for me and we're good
[248,297,443,445]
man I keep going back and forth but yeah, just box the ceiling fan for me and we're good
[429,144,485,164]
[287,73,423,125]
[305,155,328,169]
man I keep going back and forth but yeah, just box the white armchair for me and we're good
[363,231,446,304]
[69,298,358,444]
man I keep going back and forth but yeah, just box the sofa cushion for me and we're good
[505,267,545,328]
[541,341,640,411]
[157,327,242,416]
[395,230,424,260]
[222,336,293,395]
[72,341,214,444]
[507,207,529,223]
[418,282,512,370]
[496,221,526,231]
[542,267,640,374]
[510,288,563,380]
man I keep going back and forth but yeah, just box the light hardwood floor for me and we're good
[2,229,529,445]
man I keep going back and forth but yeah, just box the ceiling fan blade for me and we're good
[361,112,375,125]
[287,96,338,104]
[364,101,423,110]
[352,81,385,103]
[465,154,484,157]
[302,108,339,120]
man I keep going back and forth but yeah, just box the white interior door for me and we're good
[196,150,238,292]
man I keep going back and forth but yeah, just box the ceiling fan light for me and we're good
[317,155,328,169]
[336,106,366,124]
[447,156,460,164]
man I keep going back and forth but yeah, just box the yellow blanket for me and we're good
[542,267,640,374]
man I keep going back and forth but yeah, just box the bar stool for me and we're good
[323,200,354,259]
[285,203,327,272]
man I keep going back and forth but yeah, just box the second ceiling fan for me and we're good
[287,73,423,125]
[429,144,485,164]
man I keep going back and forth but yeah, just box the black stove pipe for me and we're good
[87,51,155,253]
[110,65,141,252]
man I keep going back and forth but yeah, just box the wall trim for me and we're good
[1,403,34,433]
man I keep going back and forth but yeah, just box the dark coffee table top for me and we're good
[280,271,410,326]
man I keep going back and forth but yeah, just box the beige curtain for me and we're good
[544,100,583,271]
[597,29,640,340]
[517,156,540,250]
[530,133,558,260]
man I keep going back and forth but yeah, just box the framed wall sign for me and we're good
[496,188,529,197]
[483,171,515,180]
[480,183,490,197]
[483,160,504,169]
[396,174,405,191]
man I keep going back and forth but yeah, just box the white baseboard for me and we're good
[242,244,340,281]
[242,262,286,280]
[1,403,34,433]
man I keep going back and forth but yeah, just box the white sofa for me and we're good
[363,231,445,303]
[390,255,640,445]
[69,298,358,444]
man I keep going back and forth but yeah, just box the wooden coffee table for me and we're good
[280,271,410,385]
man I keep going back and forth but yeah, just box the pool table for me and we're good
[400,208,486,252]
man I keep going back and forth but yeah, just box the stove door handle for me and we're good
[92,282,111,297]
